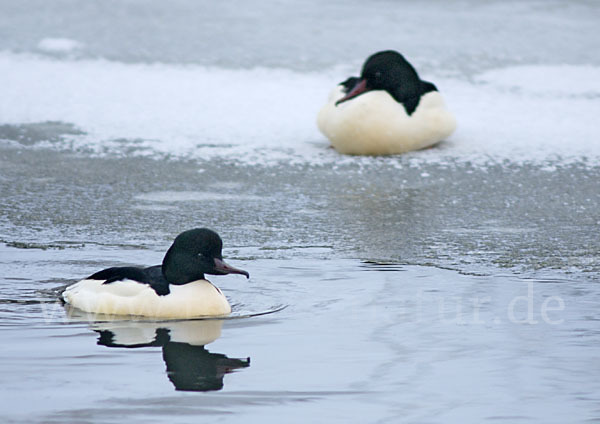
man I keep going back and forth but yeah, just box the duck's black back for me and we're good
[88,265,170,295]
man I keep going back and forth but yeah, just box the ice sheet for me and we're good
[1,52,599,167]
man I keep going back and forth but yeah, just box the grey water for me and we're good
[1,0,600,423]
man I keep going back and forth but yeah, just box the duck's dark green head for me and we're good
[336,50,437,114]
[162,228,249,285]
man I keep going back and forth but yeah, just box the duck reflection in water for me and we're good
[77,314,250,392]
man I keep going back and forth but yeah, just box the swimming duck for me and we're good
[62,228,249,318]
[317,50,456,155]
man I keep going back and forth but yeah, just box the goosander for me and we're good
[317,50,456,155]
[62,228,249,318]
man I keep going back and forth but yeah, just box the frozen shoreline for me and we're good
[1,148,598,279]
[1,51,599,168]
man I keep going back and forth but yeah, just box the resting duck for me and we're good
[62,228,249,318]
[317,50,456,155]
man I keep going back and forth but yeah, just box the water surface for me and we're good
[2,247,599,423]
[0,0,599,422]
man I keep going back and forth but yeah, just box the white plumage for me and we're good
[63,278,231,318]
[61,228,248,319]
[318,85,456,156]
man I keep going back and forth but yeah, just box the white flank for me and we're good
[62,279,231,318]
[317,86,456,155]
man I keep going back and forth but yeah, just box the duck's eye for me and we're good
[375,71,382,79]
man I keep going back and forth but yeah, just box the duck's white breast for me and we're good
[317,85,456,155]
[62,278,231,318]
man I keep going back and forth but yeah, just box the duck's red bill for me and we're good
[213,258,250,278]
[336,79,368,106]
